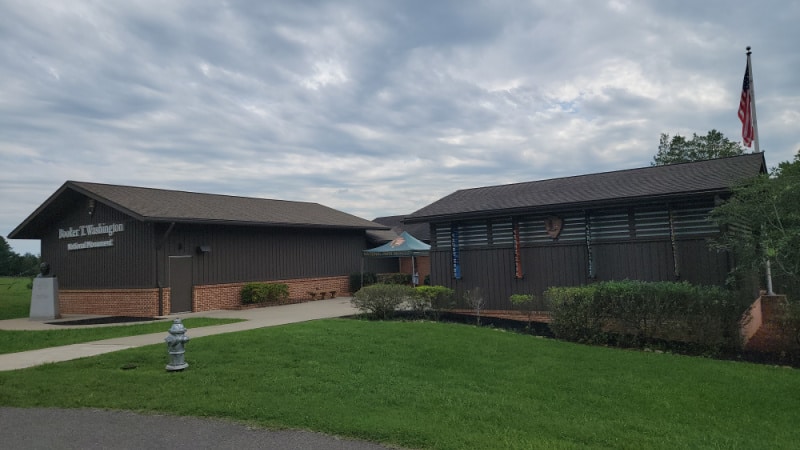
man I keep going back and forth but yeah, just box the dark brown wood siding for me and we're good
[156,223,368,285]
[427,198,731,310]
[41,198,156,289]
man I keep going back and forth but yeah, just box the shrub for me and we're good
[509,293,547,328]
[546,281,747,351]
[463,287,485,326]
[778,301,800,349]
[241,283,289,305]
[412,285,455,318]
[377,273,413,285]
[349,272,377,293]
[351,283,415,319]
[546,285,608,343]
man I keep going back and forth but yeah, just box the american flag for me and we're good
[738,60,754,147]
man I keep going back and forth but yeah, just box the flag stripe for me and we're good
[738,60,754,147]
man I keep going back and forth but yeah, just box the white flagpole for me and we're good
[747,47,761,153]
[748,46,774,294]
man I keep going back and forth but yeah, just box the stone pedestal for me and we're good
[30,277,60,321]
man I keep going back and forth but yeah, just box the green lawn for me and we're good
[0,276,243,354]
[0,277,33,320]
[0,319,797,449]
[0,317,244,354]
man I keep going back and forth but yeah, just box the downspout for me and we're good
[156,222,176,316]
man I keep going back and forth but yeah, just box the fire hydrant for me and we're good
[165,318,190,371]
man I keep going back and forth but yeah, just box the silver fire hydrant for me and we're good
[165,318,190,371]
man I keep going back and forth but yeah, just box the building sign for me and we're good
[58,223,125,251]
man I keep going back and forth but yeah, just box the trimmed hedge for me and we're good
[240,282,290,305]
[546,281,747,351]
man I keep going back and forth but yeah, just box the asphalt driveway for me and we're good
[0,407,398,449]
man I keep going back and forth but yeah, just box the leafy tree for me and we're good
[711,150,800,300]
[651,129,746,166]
[0,236,40,276]
[0,237,12,276]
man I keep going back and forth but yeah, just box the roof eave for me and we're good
[143,217,389,230]
[404,188,732,224]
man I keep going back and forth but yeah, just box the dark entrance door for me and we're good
[169,256,193,313]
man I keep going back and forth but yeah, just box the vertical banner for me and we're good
[451,227,461,280]
[668,207,680,279]
[513,220,523,279]
[585,211,595,279]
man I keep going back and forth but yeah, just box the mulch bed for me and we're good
[47,316,160,326]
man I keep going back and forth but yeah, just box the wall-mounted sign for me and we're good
[67,239,114,251]
[544,216,563,239]
[58,223,125,239]
[59,223,124,251]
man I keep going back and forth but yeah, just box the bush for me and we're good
[463,287,486,326]
[509,293,547,328]
[546,285,608,344]
[777,300,800,350]
[412,285,455,318]
[349,272,377,293]
[240,283,290,305]
[377,273,412,285]
[545,281,746,351]
[351,283,414,319]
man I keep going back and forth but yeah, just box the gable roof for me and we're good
[371,215,431,242]
[406,153,767,223]
[10,181,387,239]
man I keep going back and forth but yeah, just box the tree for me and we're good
[711,150,800,300]
[0,236,40,277]
[0,236,12,276]
[651,129,746,166]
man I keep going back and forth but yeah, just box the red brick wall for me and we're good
[399,256,430,283]
[58,276,351,317]
[192,276,351,312]
[742,294,797,353]
[60,289,161,317]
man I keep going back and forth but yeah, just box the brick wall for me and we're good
[400,256,431,283]
[58,275,351,317]
[60,289,161,317]
[742,294,797,353]
[192,275,351,312]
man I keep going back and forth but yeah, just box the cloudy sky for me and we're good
[2,1,798,255]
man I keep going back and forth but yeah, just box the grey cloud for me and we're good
[2,0,799,256]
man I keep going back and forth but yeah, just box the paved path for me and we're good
[0,299,401,449]
[0,407,396,449]
[0,298,359,371]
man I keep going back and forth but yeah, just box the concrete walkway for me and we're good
[0,298,359,371]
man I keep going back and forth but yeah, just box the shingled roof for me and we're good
[371,215,431,242]
[405,153,767,223]
[10,181,387,239]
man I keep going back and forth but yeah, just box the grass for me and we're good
[0,277,243,354]
[0,277,33,320]
[0,317,244,354]
[0,319,798,449]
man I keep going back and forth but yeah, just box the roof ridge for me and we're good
[450,152,765,194]
[69,180,320,206]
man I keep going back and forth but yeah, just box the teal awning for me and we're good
[363,231,430,257]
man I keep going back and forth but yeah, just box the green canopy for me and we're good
[363,231,430,257]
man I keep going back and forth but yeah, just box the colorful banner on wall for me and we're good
[513,221,523,279]
[451,228,462,280]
